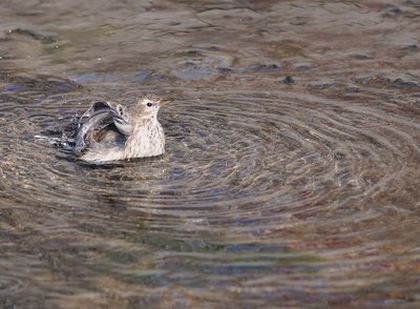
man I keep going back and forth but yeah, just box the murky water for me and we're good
[1,0,420,307]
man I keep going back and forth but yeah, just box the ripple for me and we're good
[0,83,419,306]
[0,274,26,296]
[2,88,418,227]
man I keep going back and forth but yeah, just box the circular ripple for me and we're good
[1,84,419,304]
[1,88,419,227]
[0,274,26,296]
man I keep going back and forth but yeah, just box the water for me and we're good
[1,0,420,307]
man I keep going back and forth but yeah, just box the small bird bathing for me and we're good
[74,94,167,163]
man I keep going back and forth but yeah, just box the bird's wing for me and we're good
[113,104,133,136]
[74,101,133,155]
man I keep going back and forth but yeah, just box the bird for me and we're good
[73,94,167,163]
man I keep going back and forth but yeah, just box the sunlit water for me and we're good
[1,0,420,307]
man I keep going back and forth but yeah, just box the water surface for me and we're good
[0,0,420,307]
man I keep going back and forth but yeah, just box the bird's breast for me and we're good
[123,121,165,158]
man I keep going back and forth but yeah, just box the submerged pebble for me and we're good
[283,76,295,85]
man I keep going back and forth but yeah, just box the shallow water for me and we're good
[1,0,420,307]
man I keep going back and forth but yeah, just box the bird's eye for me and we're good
[147,102,153,107]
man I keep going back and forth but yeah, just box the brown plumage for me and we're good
[74,95,167,163]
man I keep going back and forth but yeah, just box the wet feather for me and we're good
[73,95,166,163]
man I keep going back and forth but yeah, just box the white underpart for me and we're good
[124,119,165,159]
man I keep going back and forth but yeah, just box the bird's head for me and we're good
[132,94,169,120]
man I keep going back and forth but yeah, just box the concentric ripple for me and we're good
[1,82,419,306]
